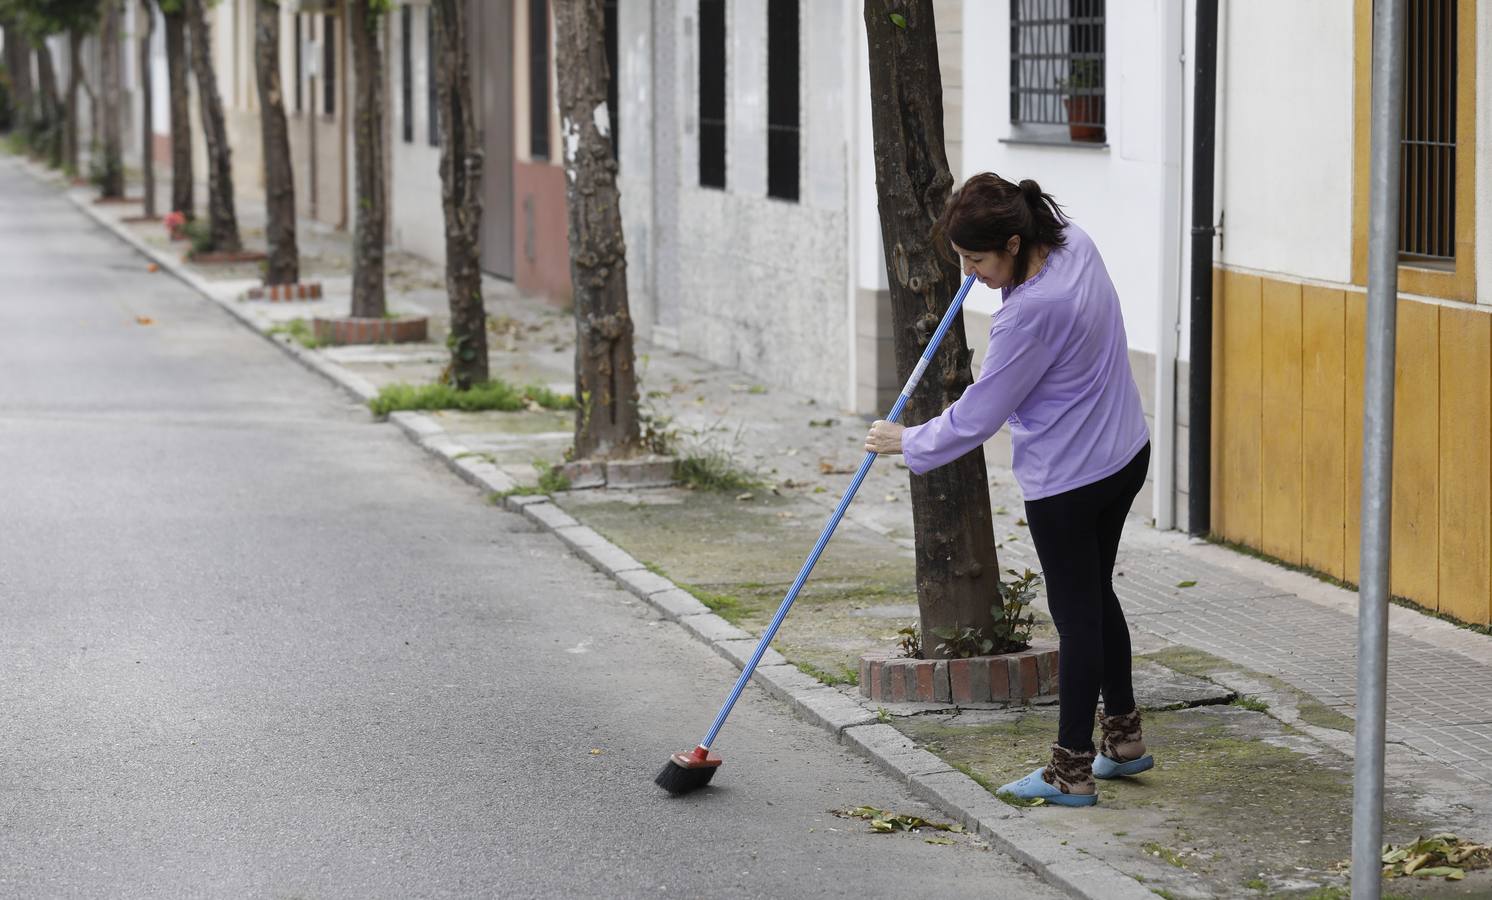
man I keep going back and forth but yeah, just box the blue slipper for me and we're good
[997,767,1098,807]
[1092,752,1154,779]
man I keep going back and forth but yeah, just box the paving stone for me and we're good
[1043,858,1156,900]
[907,770,1014,831]
[552,526,645,575]
[712,639,788,671]
[647,588,710,621]
[615,568,676,599]
[605,456,677,488]
[841,724,954,782]
[523,502,580,532]
[752,663,828,703]
[388,411,443,440]
[791,689,878,735]
[677,613,752,643]
[978,814,1072,869]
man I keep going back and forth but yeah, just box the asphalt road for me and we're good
[0,160,1062,899]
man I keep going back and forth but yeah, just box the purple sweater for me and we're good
[901,224,1149,501]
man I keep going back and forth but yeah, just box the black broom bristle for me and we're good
[654,759,718,795]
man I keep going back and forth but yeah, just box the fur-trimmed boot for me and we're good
[1093,707,1155,779]
[998,744,1097,807]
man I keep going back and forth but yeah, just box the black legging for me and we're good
[1023,443,1150,753]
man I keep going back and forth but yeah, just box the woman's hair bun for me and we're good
[1018,179,1042,199]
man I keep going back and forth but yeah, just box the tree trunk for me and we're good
[347,0,387,318]
[185,0,240,251]
[34,40,63,168]
[139,0,156,217]
[553,0,641,460]
[431,0,488,388]
[254,0,297,284]
[162,8,191,216]
[6,21,36,139]
[65,29,83,175]
[99,0,125,197]
[864,0,1001,656]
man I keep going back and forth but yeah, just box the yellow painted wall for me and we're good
[1213,270,1492,627]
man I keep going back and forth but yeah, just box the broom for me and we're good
[655,273,979,795]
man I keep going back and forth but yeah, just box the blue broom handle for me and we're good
[699,274,977,750]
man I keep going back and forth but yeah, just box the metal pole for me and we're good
[1186,0,1219,537]
[1352,0,1404,896]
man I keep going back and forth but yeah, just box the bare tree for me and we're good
[161,1,190,215]
[64,27,84,174]
[254,0,296,283]
[553,0,641,460]
[138,0,156,217]
[97,0,124,197]
[347,0,386,317]
[185,0,239,250]
[864,0,1002,653]
[431,0,488,387]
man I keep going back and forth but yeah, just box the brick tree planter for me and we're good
[860,642,1059,704]
[187,249,269,265]
[244,282,324,302]
[558,456,677,489]
[313,315,429,346]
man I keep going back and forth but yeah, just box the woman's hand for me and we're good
[864,420,906,455]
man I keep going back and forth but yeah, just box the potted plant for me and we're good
[1060,58,1105,143]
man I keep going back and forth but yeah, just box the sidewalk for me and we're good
[25,153,1492,899]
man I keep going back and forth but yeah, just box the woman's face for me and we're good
[953,237,1020,290]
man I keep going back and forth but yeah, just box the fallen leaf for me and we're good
[1177,580,1197,588]
[589,748,604,755]
[924,837,955,845]
[146,263,159,273]
[135,315,154,326]
[735,493,754,502]
[819,461,855,475]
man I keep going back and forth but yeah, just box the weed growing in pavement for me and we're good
[673,422,763,492]
[1232,695,1270,713]
[267,317,323,349]
[535,461,570,494]
[368,379,575,417]
[798,661,859,688]
[915,569,1044,659]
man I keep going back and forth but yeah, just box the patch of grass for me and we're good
[267,317,324,349]
[798,660,859,688]
[681,585,747,622]
[1233,695,1270,713]
[1151,890,1179,900]
[1298,887,1349,900]
[1242,877,1267,891]
[535,462,570,494]
[368,379,575,417]
[1141,841,1188,868]
[950,761,1003,798]
[1297,698,1355,733]
[674,453,763,493]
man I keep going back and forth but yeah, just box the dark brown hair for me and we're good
[934,173,1068,286]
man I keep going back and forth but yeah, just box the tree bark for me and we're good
[99,0,125,197]
[5,20,36,140]
[347,0,386,318]
[64,29,84,175]
[553,0,641,460]
[254,0,297,284]
[431,0,488,388]
[864,0,1001,656]
[162,8,191,216]
[185,0,240,251]
[139,0,156,217]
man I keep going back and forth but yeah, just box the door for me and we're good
[474,0,515,279]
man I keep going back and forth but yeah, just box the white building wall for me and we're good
[1215,1,1355,283]
[389,3,444,266]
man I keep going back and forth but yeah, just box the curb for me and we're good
[47,162,1149,900]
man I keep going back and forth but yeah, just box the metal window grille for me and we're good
[1009,0,1105,143]
[766,0,799,201]
[401,5,413,143]
[1399,0,1456,262]
[530,0,550,160]
[427,6,438,147]
[698,0,727,189]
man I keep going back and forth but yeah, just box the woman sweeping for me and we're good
[864,173,1153,807]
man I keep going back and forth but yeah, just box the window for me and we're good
[401,5,413,143]
[698,0,726,188]
[294,16,303,113]
[1399,0,1456,263]
[427,6,439,146]
[323,14,336,116]
[766,0,799,201]
[530,0,550,160]
[1009,0,1106,143]
[604,0,619,163]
